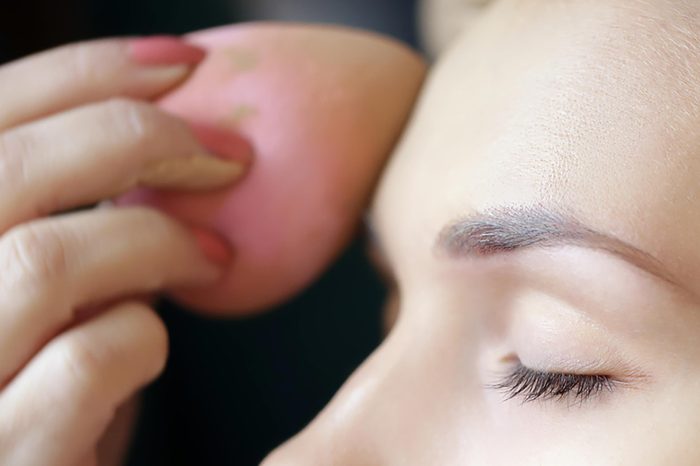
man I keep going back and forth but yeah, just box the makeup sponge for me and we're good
[119,23,426,315]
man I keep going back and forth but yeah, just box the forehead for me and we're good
[370,2,700,293]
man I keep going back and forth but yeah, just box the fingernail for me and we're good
[128,36,207,66]
[190,124,255,164]
[190,227,232,266]
[139,154,246,190]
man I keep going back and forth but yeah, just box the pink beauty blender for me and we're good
[118,23,426,315]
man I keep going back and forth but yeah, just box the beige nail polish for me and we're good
[139,154,245,190]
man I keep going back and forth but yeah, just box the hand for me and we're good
[0,37,250,465]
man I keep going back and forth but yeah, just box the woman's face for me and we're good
[265,1,700,464]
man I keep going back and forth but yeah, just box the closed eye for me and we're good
[489,363,616,404]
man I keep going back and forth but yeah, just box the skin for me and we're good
[264,0,700,464]
[0,39,246,465]
[119,23,426,315]
[6,1,700,463]
[0,25,425,464]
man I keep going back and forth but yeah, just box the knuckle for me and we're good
[0,223,69,289]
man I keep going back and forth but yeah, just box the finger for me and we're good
[0,206,227,386]
[0,36,206,131]
[0,98,250,231]
[97,397,142,466]
[0,302,167,466]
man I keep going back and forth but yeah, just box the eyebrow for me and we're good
[435,206,678,286]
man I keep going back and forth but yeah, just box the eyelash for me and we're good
[490,364,616,404]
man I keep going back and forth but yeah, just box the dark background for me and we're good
[0,1,418,464]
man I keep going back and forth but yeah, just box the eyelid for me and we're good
[488,363,617,404]
[508,290,652,382]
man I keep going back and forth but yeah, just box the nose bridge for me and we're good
[263,311,472,465]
